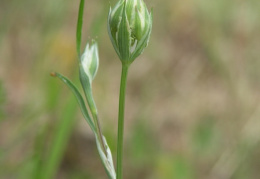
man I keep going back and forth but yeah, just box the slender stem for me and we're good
[85,87,107,156]
[93,114,107,156]
[117,64,129,179]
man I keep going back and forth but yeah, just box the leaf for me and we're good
[76,0,85,58]
[53,72,96,132]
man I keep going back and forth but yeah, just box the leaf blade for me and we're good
[54,72,96,132]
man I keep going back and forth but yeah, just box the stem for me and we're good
[85,87,107,156]
[93,114,107,156]
[117,64,129,179]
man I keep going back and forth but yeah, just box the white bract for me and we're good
[96,136,116,179]
[80,43,99,82]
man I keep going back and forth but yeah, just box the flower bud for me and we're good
[108,0,153,64]
[79,42,99,117]
[80,42,99,82]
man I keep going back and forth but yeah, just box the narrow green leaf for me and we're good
[53,72,96,132]
[76,0,85,58]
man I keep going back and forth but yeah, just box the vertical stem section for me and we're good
[85,88,107,155]
[117,64,129,179]
[93,114,107,156]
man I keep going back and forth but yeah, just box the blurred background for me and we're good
[1,0,260,178]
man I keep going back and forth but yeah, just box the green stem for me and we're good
[84,84,107,156]
[117,64,129,179]
[93,114,107,156]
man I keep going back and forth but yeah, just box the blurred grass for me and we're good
[38,95,78,179]
[1,0,260,178]
[0,81,5,120]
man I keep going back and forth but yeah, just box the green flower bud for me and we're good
[108,0,153,64]
[79,42,99,116]
[80,42,99,82]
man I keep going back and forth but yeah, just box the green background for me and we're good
[1,0,260,178]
